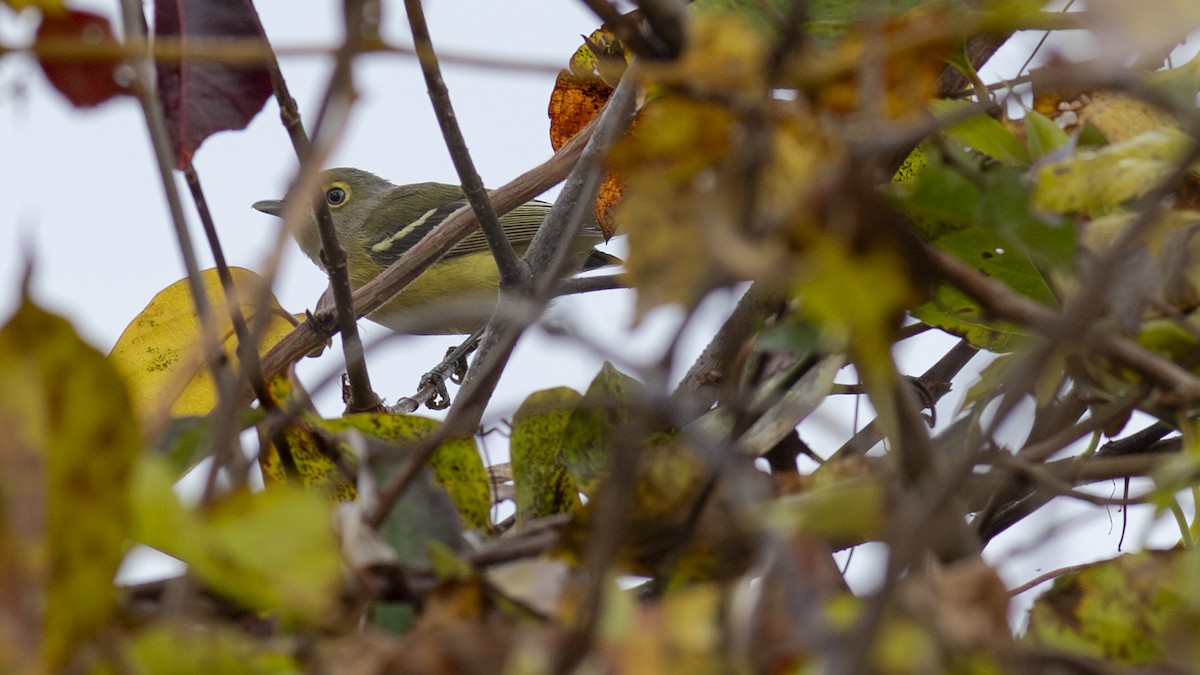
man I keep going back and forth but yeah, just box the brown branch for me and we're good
[22,35,567,75]
[1008,562,1095,597]
[297,0,380,413]
[183,166,260,496]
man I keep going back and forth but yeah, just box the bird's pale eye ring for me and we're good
[326,186,348,206]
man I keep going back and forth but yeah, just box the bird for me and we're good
[252,167,617,335]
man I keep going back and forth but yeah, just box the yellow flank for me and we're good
[366,252,501,334]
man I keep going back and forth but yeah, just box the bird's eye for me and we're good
[326,187,347,206]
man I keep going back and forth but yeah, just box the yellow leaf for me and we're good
[795,234,916,386]
[0,296,140,672]
[109,267,298,423]
[3,0,65,14]
[1033,128,1194,214]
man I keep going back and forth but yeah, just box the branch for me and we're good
[450,68,641,435]
[403,0,524,286]
[116,0,245,501]
[926,246,1200,402]
[298,0,380,413]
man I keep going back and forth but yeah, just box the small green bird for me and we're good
[253,168,616,335]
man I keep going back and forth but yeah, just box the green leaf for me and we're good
[510,387,583,523]
[910,225,1055,351]
[911,284,1031,352]
[131,457,341,623]
[931,98,1029,166]
[979,166,1074,270]
[1024,109,1070,160]
[561,363,646,495]
[0,296,140,672]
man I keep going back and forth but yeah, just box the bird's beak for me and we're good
[252,199,285,217]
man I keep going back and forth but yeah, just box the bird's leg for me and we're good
[409,327,487,411]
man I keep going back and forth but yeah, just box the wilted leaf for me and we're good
[0,296,139,672]
[36,9,130,108]
[109,267,297,423]
[1033,87,1178,145]
[510,387,582,523]
[131,456,341,623]
[549,25,629,237]
[154,0,274,168]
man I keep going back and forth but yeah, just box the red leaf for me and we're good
[36,10,130,108]
[155,0,274,169]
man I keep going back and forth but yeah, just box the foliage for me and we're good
[7,0,1200,673]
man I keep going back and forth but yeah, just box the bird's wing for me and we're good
[444,201,550,258]
[366,195,551,268]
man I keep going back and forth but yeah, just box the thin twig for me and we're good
[404,0,524,286]
[926,246,1200,402]
[116,0,245,502]
[449,68,641,435]
[1008,562,1093,597]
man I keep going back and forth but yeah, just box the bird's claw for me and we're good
[420,366,453,410]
